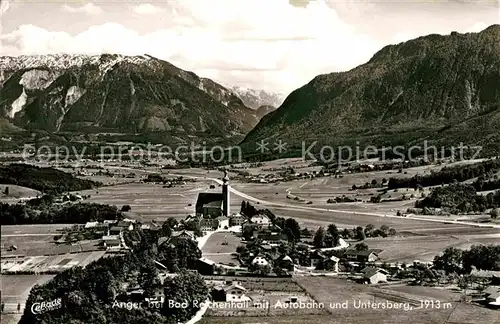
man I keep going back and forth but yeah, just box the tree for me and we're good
[242,224,257,240]
[364,224,375,237]
[249,263,271,276]
[313,227,325,248]
[491,208,499,219]
[161,272,209,322]
[355,226,366,241]
[284,218,301,241]
[120,205,131,212]
[379,225,390,237]
[371,179,378,187]
[355,242,369,251]
[158,239,201,271]
[160,222,173,238]
[165,217,178,229]
[433,247,463,274]
[326,224,340,246]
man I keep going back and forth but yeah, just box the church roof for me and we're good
[196,193,224,210]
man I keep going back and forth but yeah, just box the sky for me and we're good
[0,0,499,93]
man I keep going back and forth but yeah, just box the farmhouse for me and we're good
[216,216,230,229]
[310,252,340,272]
[109,226,123,235]
[229,213,246,226]
[250,214,271,226]
[361,267,388,284]
[251,256,270,267]
[117,220,134,231]
[483,286,500,306]
[257,230,288,243]
[84,221,99,229]
[102,235,121,250]
[224,282,251,302]
[200,218,219,231]
[471,269,500,285]
[212,281,251,302]
[345,250,379,262]
[168,230,196,245]
[275,255,294,271]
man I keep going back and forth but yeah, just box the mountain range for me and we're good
[0,54,268,144]
[230,86,284,116]
[241,25,500,156]
[1,25,499,157]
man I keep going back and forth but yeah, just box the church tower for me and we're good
[222,170,230,216]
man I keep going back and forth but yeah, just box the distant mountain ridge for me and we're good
[241,25,500,156]
[0,54,260,144]
[231,86,285,111]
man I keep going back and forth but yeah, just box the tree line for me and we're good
[415,183,500,214]
[0,201,122,225]
[0,164,100,194]
[388,159,500,189]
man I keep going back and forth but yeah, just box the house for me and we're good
[229,213,246,226]
[117,221,134,231]
[324,255,340,272]
[345,250,379,262]
[103,219,118,225]
[200,218,219,232]
[141,222,160,231]
[250,214,271,226]
[275,255,294,271]
[471,269,500,285]
[212,281,251,302]
[216,216,229,229]
[102,235,121,250]
[310,251,339,272]
[84,221,99,229]
[109,226,123,235]
[224,282,251,302]
[168,230,196,245]
[483,286,500,307]
[361,267,388,284]
[251,256,270,267]
[257,231,288,243]
[195,192,223,218]
[172,230,195,240]
[197,257,217,275]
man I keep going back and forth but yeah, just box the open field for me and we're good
[78,180,243,222]
[292,276,500,324]
[365,234,500,263]
[1,225,102,257]
[0,184,40,202]
[202,232,242,265]
[1,251,106,273]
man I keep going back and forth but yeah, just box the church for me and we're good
[195,170,231,219]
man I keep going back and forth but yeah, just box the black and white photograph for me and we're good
[0,0,499,323]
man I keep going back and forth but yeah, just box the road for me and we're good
[176,173,500,229]
[106,166,500,229]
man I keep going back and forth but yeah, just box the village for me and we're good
[33,170,498,316]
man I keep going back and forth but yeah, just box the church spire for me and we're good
[222,170,230,216]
